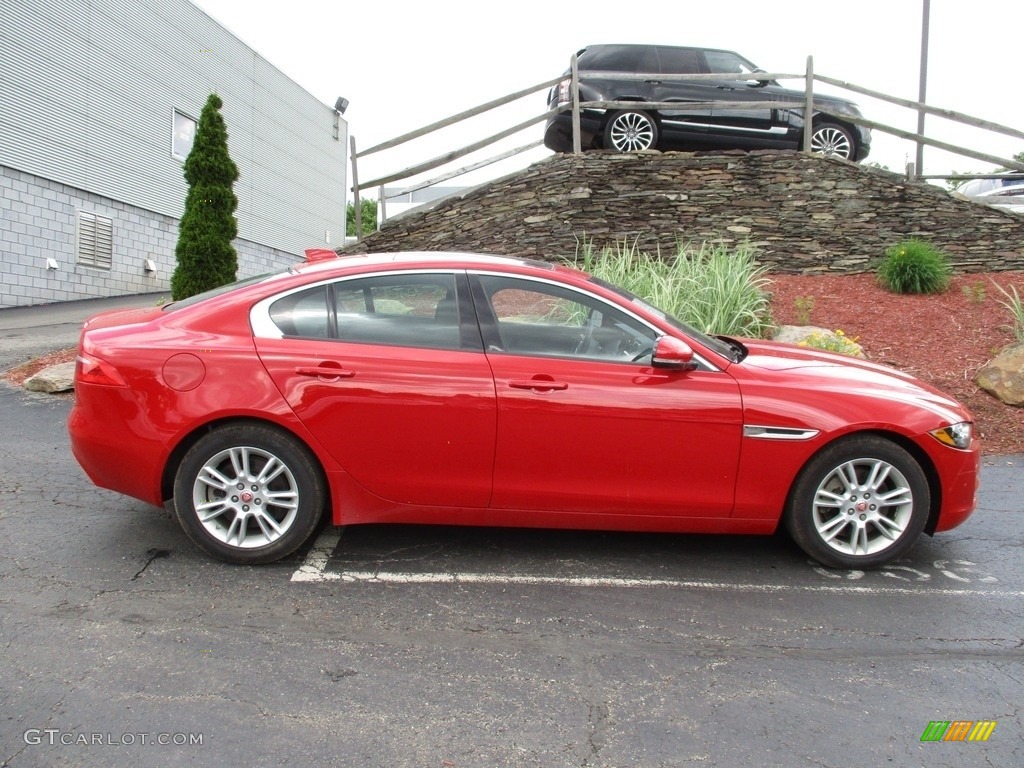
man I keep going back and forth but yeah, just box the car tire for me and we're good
[173,424,326,565]
[604,110,659,152]
[810,121,856,160]
[784,435,930,569]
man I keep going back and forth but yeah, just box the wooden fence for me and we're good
[349,55,1024,239]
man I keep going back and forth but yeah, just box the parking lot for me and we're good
[0,376,1021,767]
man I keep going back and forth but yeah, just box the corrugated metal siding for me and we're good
[1,0,347,256]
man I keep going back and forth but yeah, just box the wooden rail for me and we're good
[349,56,1023,240]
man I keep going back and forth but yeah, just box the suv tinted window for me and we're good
[578,45,647,72]
[703,49,756,75]
[654,46,703,75]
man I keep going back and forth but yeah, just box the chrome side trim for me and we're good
[743,425,820,441]
[661,119,789,136]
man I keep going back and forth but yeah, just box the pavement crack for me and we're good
[132,548,172,581]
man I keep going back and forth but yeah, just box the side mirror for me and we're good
[747,68,769,88]
[652,336,697,371]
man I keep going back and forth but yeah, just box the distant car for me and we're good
[544,44,871,161]
[69,251,976,569]
[957,173,1024,214]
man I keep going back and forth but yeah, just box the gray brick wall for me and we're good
[0,166,296,308]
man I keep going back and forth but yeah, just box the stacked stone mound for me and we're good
[345,150,1024,275]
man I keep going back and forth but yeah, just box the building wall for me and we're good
[1,0,346,307]
[0,166,294,307]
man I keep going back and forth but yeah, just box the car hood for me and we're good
[739,339,970,422]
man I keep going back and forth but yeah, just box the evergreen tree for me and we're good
[170,93,240,300]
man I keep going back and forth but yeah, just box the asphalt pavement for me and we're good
[0,292,168,370]
[1,290,1022,767]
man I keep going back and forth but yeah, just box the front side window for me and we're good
[476,275,657,363]
[703,50,758,77]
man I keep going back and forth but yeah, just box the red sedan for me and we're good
[69,252,979,568]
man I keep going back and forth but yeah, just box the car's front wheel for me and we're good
[784,436,931,569]
[810,121,856,160]
[604,110,659,152]
[173,424,326,564]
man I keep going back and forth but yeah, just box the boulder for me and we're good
[772,326,866,358]
[976,342,1024,406]
[23,362,76,393]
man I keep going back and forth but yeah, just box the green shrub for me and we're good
[575,238,772,338]
[876,239,951,294]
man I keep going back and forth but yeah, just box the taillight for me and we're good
[557,78,571,106]
[76,353,126,387]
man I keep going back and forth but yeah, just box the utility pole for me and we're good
[915,0,930,178]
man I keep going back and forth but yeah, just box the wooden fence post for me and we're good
[802,56,814,153]
[350,135,362,241]
[571,54,581,155]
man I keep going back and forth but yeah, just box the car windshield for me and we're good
[588,276,739,360]
[161,269,290,313]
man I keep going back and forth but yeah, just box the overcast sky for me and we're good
[192,0,1023,194]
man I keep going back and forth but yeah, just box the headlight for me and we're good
[929,422,974,450]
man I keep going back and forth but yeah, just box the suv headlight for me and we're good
[929,422,974,450]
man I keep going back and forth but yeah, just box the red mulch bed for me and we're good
[768,272,1024,455]
[5,272,1023,454]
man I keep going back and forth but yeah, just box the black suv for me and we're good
[544,44,870,161]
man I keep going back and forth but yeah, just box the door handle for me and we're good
[508,379,568,392]
[294,365,355,380]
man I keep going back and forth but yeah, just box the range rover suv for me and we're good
[544,44,871,161]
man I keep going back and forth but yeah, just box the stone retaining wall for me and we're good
[345,150,1024,274]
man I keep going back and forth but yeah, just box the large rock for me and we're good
[977,342,1024,406]
[772,325,866,358]
[23,362,76,393]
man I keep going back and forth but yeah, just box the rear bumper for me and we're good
[543,112,603,153]
[68,384,167,506]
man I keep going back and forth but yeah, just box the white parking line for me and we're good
[290,532,1024,598]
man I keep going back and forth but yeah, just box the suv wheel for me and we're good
[811,122,855,160]
[605,110,659,152]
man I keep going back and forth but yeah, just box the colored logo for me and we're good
[921,721,996,742]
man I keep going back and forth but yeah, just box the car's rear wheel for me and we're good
[784,435,930,569]
[173,424,325,564]
[810,121,855,160]
[605,110,659,151]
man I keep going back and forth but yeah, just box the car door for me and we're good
[639,46,711,143]
[253,271,497,507]
[470,272,743,519]
[700,49,791,146]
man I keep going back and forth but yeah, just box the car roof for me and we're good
[292,251,570,277]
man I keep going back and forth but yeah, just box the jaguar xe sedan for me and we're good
[69,251,978,568]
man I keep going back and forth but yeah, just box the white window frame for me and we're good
[172,109,197,161]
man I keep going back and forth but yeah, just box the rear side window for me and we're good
[577,46,647,72]
[334,274,464,350]
[270,285,330,338]
[654,46,703,75]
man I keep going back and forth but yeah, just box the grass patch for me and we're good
[877,239,951,294]
[575,238,772,338]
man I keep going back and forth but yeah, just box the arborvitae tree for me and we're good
[170,93,240,300]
